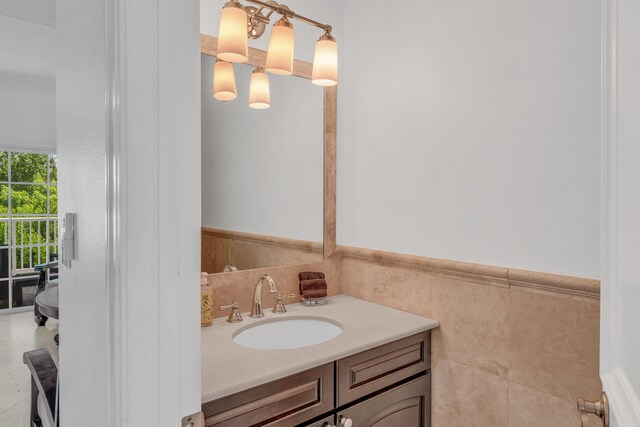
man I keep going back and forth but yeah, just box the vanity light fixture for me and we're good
[213,59,238,101]
[217,0,249,63]
[311,32,338,87]
[214,0,338,107]
[249,67,270,109]
[265,16,294,75]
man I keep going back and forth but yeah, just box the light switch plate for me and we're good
[61,213,77,268]
[181,411,204,427]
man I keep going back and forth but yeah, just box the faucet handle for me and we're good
[219,301,243,323]
[272,293,297,314]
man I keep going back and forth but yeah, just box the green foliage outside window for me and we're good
[0,152,58,270]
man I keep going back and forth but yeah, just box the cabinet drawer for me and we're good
[337,374,430,427]
[203,363,334,426]
[337,331,430,406]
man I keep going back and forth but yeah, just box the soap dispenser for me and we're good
[201,272,214,327]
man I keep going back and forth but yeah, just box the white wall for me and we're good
[200,0,602,278]
[0,85,55,152]
[57,0,108,422]
[201,56,324,242]
[0,12,56,152]
[338,0,602,279]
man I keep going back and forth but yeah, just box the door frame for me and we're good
[105,0,125,423]
[600,0,640,424]
[105,0,202,425]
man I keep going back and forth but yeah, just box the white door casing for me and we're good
[600,0,640,425]
[58,0,202,425]
[108,0,202,425]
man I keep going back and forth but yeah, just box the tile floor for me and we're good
[0,310,59,425]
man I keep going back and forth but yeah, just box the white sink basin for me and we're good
[232,317,343,350]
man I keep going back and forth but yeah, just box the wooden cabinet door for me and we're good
[336,375,430,427]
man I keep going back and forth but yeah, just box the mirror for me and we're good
[201,38,334,274]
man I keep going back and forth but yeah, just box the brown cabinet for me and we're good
[336,375,430,427]
[203,331,431,427]
[337,332,430,406]
[202,363,334,426]
[303,414,336,427]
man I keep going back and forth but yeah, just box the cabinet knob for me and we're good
[340,417,353,427]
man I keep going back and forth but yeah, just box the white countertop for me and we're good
[201,295,439,403]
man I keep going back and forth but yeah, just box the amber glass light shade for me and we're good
[265,18,295,75]
[213,60,237,101]
[249,68,270,109]
[217,1,249,63]
[312,34,338,86]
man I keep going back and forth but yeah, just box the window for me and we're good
[0,151,58,310]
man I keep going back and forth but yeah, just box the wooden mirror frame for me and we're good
[200,34,337,260]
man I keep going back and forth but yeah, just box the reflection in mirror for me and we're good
[201,54,324,274]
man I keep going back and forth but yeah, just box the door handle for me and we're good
[577,392,610,427]
[181,411,204,427]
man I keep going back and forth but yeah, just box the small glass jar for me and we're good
[200,272,213,327]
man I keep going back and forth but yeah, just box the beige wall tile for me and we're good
[508,287,601,402]
[509,381,581,427]
[340,251,601,425]
[200,233,217,273]
[432,357,509,427]
[431,278,511,378]
[341,257,435,318]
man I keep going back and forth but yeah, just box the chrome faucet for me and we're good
[250,274,278,318]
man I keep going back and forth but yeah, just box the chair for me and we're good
[23,348,58,427]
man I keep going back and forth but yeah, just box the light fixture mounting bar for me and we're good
[245,0,332,33]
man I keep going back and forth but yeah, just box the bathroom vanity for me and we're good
[198,34,441,426]
[201,296,439,426]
